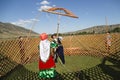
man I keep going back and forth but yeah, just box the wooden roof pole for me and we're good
[42,7,78,37]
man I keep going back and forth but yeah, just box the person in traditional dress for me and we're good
[106,32,111,46]
[101,32,112,65]
[51,33,65,64]
[39,33,56,79]
[18,36,25,64]
[106,32,112,52]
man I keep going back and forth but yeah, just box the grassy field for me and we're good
[25,55,103,73]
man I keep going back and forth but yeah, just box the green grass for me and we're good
[25,55,102,73]
[25,61,39,72]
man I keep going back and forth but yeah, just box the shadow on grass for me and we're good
[1,64,65,80]
[74,64,120,80]
[1,65,120,80]
[1,53,120,80]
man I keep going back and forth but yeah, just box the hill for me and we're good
[0,22,39,39]
[65,24,120,35]
[1,22,120,39]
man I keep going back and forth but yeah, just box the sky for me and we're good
[0,0,120,34]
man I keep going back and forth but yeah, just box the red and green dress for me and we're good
[39,39,57,79]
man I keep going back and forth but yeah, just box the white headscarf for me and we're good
[39,39,50,62]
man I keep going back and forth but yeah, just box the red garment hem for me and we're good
[39,55,55,70]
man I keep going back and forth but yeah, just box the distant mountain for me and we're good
[1,22,120,39]
[0,22,39,39]
[65,24,120,35]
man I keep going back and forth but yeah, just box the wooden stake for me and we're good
[105,16,108,33]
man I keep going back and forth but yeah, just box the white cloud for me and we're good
[40,0,50,5]
[52,5,56,7]
[30,19,40,22]
[38,5,52,11]
[38,0,52,11]
[11,19,40,27]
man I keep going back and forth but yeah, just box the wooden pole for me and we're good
[105,16,108,33]
[57,15,60,37]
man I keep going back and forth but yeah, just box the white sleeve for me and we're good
[39,40,50,62]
